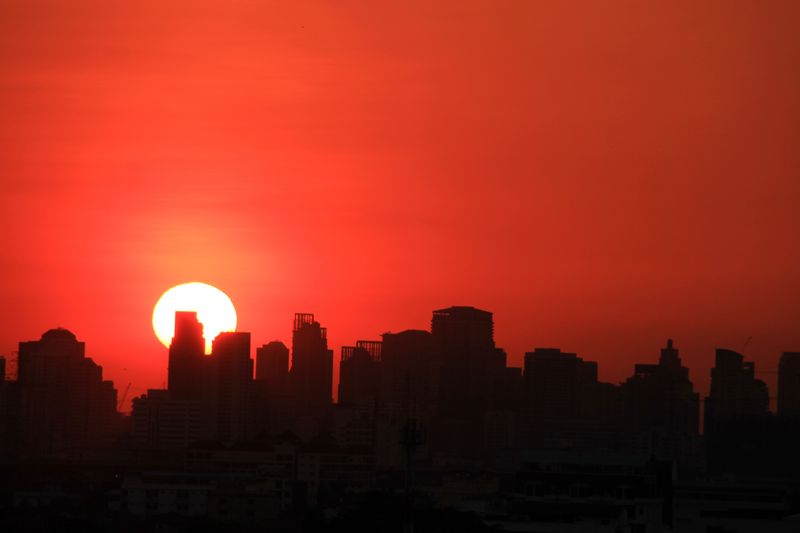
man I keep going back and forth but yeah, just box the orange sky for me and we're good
[1,1,799,410]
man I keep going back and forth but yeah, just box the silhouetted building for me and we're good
[380,330,438,415]
[212,332,255,442]
[289,313,333,406]
[373,330,439,467]
[433,306,507,408]
[430,306,506,458]
[15,328,118,457]
[523,348,600,420]
[0,357,5,381]
[131,389,202,449]
[691,350,800,480]
[334,341,382,453]
[517,348,621,453]
[703,350,800,479]
[492,450,673,531]
[136,314,257,446]
[168,311,207,401]
[256,341,289,393]
[620,340,700,464]
[704,348,769,432]
[0,360,18,456]
[288,313,333,436]
[338,341,381,407]
[778,352,800,419]
[483,365,523,451]
[254,341,292,437]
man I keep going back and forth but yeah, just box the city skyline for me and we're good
[2,1,799,420]
[3,305,793,468]
[3,305,799,529]
[2,2,799,529]
[2,303,791,418]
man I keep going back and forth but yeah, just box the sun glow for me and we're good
[152,282,237,354]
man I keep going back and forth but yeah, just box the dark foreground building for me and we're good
[2,328,118,458]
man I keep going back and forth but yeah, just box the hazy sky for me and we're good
[2,1,798,409]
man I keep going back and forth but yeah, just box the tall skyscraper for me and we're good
[254,341,291,437]
[777,352,800,418]
[289,313,333,411]
[338,341,381,407]
[705,349,769,432]
[167,311,206,400]
[430,306,507,457]
[380,330,438,415]
[431,306,495,352]
[212,332,255,442]
[256,341,289,393]
[705,349,774,476]
[523,348,600,420]
[374,330,437,468]
[16,328,118,456]
[619,340,700,464]
[431,306,506,414]
[622,339,699,436]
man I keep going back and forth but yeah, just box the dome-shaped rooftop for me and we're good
[40,328,78,343]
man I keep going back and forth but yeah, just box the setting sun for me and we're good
[152,282,237,353]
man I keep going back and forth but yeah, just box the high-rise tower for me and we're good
[289,313,333,410]
[256,341,290,393]
[338,341,381,406]
[431,306,505,414]
[167,311,206,400]
[212,331,255,442]
[16,328,118,456]
[778,352,800,418]
[705,348,769,432]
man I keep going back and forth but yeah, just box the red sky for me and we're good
[1,1,798,411]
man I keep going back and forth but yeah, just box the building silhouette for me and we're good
[135,312,253,446]
[704,348,769,432]
[254,341,291,437]
[704,350,790,478]
[288,313,333,435]
[167,311,207,400]
[430,306,506,458]
[778,352,800,418]
[131,389,202,449]
[432,306,506,411]
[289,313,333,405]
[338,341,381,407]
[13,328,118,457]
[516,348,620,453]
[370,329,439,467]
[7,305,800,531]
[256,341,289,393]
[212,332,255,443]
[0,361,15,456]
[621,340,700,464]
[523,348,599,420]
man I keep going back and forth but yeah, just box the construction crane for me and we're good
[741,336,753,352]
[117,382,132,411]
